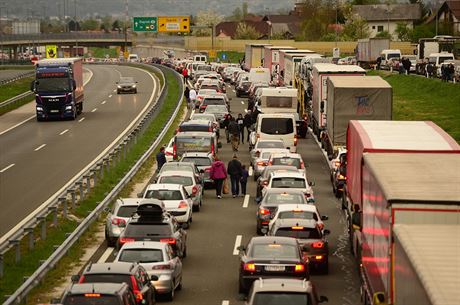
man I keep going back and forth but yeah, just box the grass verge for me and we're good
[0,65,184,302]
[217,51,244,64]
[87,47,118,59]
[0,65,34,70]
[368,70,460,142]
[0,76,34,103]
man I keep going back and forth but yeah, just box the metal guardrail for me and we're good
[0,91,33,110]
[1,33,130,42]
[1,64,183,304]
[0,71,34,85]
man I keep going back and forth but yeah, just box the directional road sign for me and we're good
[158,16,190,33]
[133,17,158,32]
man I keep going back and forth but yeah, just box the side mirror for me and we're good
[71,274,80,283]
[150,275,159,281]
[319,295,329,303]
[30,80,35,92]
[321,215,329,221]
[309,181,315,186]
[323,229,331,235]
[137,192,143,198]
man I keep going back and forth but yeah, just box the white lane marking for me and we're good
[232,89,236,93]
[91,108,97,113]
[78,117,85,122]
[113,89,116,92]
[0,163,15,173]
[222,301,230,305]
[244,109,248,113]
[249,166,253,176]
[59,129,69,135]
[0,67,94,136]
[233,235,242,255]
[108,94,112,98]
[34,144,46,151]
[242,195,250,208]
[101,100,107,105]
[0,66,159,246]
[98,247,114,263]
[241,101,245,104]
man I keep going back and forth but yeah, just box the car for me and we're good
[294,112,309,138]
[105,198,143,247]
[189,113,220,135]
[199,79,226,93]
[236,80,251,97]
[264,171,315,203]
[140,184,193,228]
[173,131,219,160]
[250,140,289,179]
[329,148,347,198]
[156,170,203,212]
[58,283,138,305]
[246,278,328,305]
[117,77,138,94]
[268,219,331,273]
[267,152,305,170]
[152,161,202,184]
[180,152,215,186]
[117,203,187,257]
[256,190,310,235]
[203,104,229,124]
[329,148,346,179]
[73,262,156,305]
[268,204,328,232]
[199,95,228,113]
[195,89,218,108]
[237,236,309,294]
[114,241,183,301]
[255,165,300,200]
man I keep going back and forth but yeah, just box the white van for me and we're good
[194,54,208,63]
[255,87,298,114]
[380,49,401,69]
[250,113,297,153]
[128,54,139,62]
[248,67,271,84]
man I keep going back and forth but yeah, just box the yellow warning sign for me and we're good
[46,45,57,59]
[208,50,217,58]
[158,16,190,33]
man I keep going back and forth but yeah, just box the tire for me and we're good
[256,225,262,235]
[193,199,201,212]
[77,103,83,115]
[105,231,116,247]
[166,284,175,302]
[238,279,247,294]
[182,246,187,258]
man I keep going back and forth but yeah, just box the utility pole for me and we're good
[74,0,78,56]
[0,3,4,65]
[124,0,128,59]
[335,0,338,47]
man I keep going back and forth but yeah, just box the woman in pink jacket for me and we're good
[209,156,227,199]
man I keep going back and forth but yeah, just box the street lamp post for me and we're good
[74,0,78,56]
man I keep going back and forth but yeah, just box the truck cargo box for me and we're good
[244,44,272,70]
[356,38,390,63]
[263,46,296,74]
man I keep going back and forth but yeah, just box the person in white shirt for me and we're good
[189,88,197,109]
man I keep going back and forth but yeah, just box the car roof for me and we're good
[175,131,214,137]
[263,189,306,195]
[273,218,318,229]
[181,152,213,158]
[162,161,195,168]
[251,278,312,293]
[181,120,211,125]
[119,241,166,251]
[68,282,129,295]
[250,236,299,245]
[158,170,195,177]
[145,183,184,190]
[275,204,318,213]
[270,152,302,159]
[116,198,144,206]
[83,262,138,275]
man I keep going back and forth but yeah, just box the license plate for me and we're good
[50,110,59,113]
[265,265,285,272]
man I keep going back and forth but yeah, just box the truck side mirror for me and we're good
[137,192,143,198]
[30,80,36,92]
[320,101,325,113]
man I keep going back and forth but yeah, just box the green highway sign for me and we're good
[133,17,158,32]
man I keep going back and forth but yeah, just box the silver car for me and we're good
[105,198,143,247]
[180,152,215,186]
[114,241,183,301]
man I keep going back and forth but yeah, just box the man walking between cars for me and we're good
[209,156,227,199]
[156,146,167,172]
[237,113,245,144]
[182,67,189,84]
[228,117,240,152]
[227,154,243,198]
[244,110,253,142]
[189,88,197,108]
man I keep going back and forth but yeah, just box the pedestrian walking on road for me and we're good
[227,154,243,198]
[222,114,232,143]
[184,87,191,108]
[240,165,249,196]
[237,113,245,144]
[244,110,253,142]
[182,68,189,84]
[189,88,197,108]
[156,146,167,172]
[209,156,227,199]
[228,118,240,151]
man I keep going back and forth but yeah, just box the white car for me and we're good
[268,204,328,232]
[141,183,193,228]
[156,170,203,212]
[268,152,305,170]
[264,171,315,203]
[114,241,183,301]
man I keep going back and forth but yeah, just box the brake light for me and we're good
[292,226,304,230]
[173,143,177,159]
[111,218,126,226]
[78,275,85,283]
[84,293,101,297]
[262,180,269,186]
[244,263,256,272]
[294,264,305,272]
[300,161,305,169]
[315,255,324,260]
[119,237,135,245]
[256,161,267,166]
[317,223,324,230]
[259,208,270,215]
[192,186,198,196]
[339,174,347,180]
[152,263,172,270]
[312,241,324,248]
[334,161,341,168]
[160,238,177,245]
[304,193,311,198]
[178,201,188,209]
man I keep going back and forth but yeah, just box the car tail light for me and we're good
[78,275,85,283]
[211,142,215,155]
[152,263,172,270]
[244,263,256,272]
[256,133,260,139]
[160,238,177,245]
[315,255,324,260]
[317,223,324,230]
[295,264,305,272]
[84,293,101,297]
[173,143,177,159]
[312,241,324,248]
[339,174,347,180]
[292,226,304,230]
[259,208,270,215]
[256,161,267,166]
[111,218,126,226]
[334,161,341,168]
[262,180,269,186]
[304,192,311,198]
[178,201,188,209]
[300,161,305,169]
[119,237,135,245]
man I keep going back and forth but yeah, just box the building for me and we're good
[353,3,421,40]
[426,0,460,35]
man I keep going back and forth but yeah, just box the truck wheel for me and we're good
[77,104,83,115]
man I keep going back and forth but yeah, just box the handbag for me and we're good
[223,178,229,194]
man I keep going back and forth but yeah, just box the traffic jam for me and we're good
[56,46,459,305]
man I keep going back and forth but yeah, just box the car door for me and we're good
[172,219,186,255]
[166,244,182,284]
[135,269,152,302]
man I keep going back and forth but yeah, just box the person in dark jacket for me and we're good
[237,113,245,144]
[228,118,240,151]
[243,110,253,142]
[156,146,167,171]
[240,165,249,196]
[222,114,232,143]
[227,154,243,198]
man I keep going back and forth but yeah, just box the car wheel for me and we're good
[182,246,187,258]
[193,202,200,212]
[238,279,246,294]
[256,225,262,235]
[166,284,175,301]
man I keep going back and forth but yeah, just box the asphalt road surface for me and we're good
[0,65,159,237]
[81,79,361,305]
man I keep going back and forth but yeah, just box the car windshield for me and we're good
[264,193,305,204]
[197,65,212,71]
[36,77,70,92]
[262,167,297,179]
[203,98,225,105]
[81,274,132,289]
[118,248,164,263]
[252,292,311,305]
[159,176,193,186]
[124,223,172,237]
[278,211,318,221]
[257,141,285,149]
[116,206,138,218]
[271,178,306,188]
[260,118,294,135]
[144,190,183,200]
[179,124,210,132]
[275,227,321,239]
[63,295,120,305]
[265,96,294,108]
[191,114,215,121]
[251,243,298,259]
[182,157,211,166]
[198,90,217,96]
[205,105,227,113]
[261,152,273,159]
[272,158,301,169]
[119,77,134,84]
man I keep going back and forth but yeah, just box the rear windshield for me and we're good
[124,223,172,237]
[278,211,318,221]
[197,65,212,71]
[251,244,298,259]
[265,193,305,204]
[116,206,138,218]
[176,136,212,153]
[191,114,215,121]
[200,85,219,91]
[257,141,285,149]
[260,118,294,135]
[272,157,301,169]
[144,190,183,200]
[275,227,321,239]
[252,292,311,305]
[63,295,120,305]
[161,164,193,173]
[159,176,193,186]
[179,125,210,132]
[265,96,294,108]
[82,274,132,289]
[182,157,211,166]
[203,98,225,105]
[271,178,306,188]
[118,248,164,263]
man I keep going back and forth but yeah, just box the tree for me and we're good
[112,20,122,31]
[242,2,249,19]
[351,0,381,4]
[194,9,224,36]
[80,19,99,31]
[410,24,435,42]
[395,22,412,41]
[229,7,242,21]
[342,5,370,40]
[234,22,260,39]
[296,0,338,41]
[375,30,391,38]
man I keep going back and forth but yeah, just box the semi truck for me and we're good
[392,224,460,305]
[278,49,315,77]
[31,58,84,121]
[283,52,321,87]
[309,64,366,140]
[357,153,460,305]
[343,120,460,261]
[322,76,392,158]
[263,46,296,74]
[356,38,390,68]
[244,43,272,70]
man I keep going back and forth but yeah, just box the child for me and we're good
[240,165,249,196]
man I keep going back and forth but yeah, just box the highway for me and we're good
[0,69,33,82]
[0,64,159,238]
[74,78,361,304]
